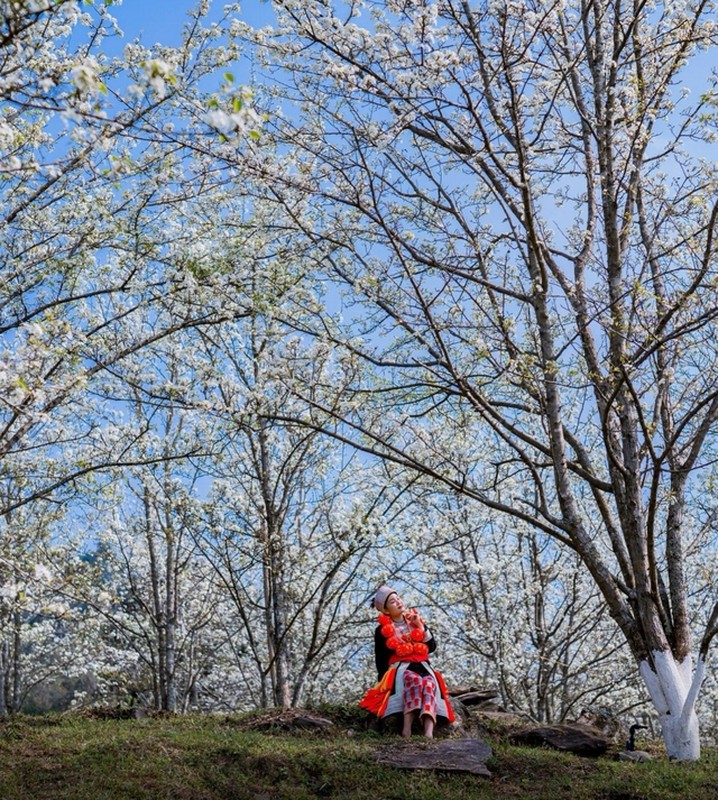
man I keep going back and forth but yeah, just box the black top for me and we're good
[374,624,437,681]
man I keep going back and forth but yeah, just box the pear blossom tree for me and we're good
[54,319,236,713]
[66,461,221,711]
[191,303,378,708]
[0,0,272,714]
[197,462,378,709]
[107,404,216,712]
[0,0,259,517]
[39,195,382,712]
[245,0,718,758]
[83,479,222,713]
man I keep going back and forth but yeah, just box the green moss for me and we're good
[1,712,718,800]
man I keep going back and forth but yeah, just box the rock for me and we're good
[509,723,610,757]
[241,709,335,732]
[450,689,500,706]
[477,710,535,724]
[447,685,475,695]
[476,699,506,711]
[446,698,470,733]
[378,737,493,776]
[618,750,651,763]
[575,707,624,739]
[292,715,335,731]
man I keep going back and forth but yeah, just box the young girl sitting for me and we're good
[359,584,454,737]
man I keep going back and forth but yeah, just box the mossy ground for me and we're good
[1,708,717,800]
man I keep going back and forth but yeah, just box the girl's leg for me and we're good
[402,671,423,736]
[422,715,435,738]
[419,675,438,738]
[402,710,416,737]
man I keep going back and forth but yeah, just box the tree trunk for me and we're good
[0,639,8,718]
[11,608,20,713]
[272,583,292,709]
[164,509,177,714]
[639,651,703,761]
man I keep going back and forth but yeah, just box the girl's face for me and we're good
[384,592,405,619]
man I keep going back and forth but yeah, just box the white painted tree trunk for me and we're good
[639,651,704,761]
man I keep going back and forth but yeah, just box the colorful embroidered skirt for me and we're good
[359,661,455,722]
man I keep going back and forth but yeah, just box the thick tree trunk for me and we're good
[639,651,703,760]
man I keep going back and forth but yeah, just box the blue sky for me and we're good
[111,0,274,45]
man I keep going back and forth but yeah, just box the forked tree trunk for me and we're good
[640,652,703,761]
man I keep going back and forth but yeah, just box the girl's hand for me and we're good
[405,608,423,629]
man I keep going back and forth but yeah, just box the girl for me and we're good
[359,585,454,737]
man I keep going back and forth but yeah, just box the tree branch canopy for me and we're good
[242,0,718,757]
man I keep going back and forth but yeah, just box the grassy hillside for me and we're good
[2,708,718,800]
